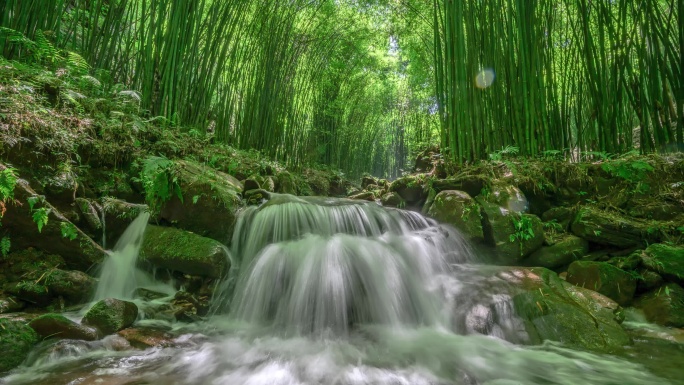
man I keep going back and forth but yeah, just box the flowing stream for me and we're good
[2,195,681,384]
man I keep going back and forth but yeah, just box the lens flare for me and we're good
[475,68,495,89]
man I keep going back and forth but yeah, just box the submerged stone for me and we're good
[82,298,138,336]
[140,225,230,278]
[566,261,637,305]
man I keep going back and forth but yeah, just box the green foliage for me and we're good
[60,222,78,241]
[0,236,10,257]
[489,146,520,161]
[601,159,654,193]
[139,156,183,213]
[32,208,50,233]
[510,215,535,255]
[0,167,18,202]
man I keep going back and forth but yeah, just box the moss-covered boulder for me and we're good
[481,184,529,213]
[450,266,630,352]
[427,190,484,242]
[525,234,588,270]
[348,191,376,201]
[0,318,39,372]
[431,175,485,198]
[140,225,230,278]
[100,198,148,247]
[275,171,297,194]
[570,206,653,248]
[159,160,242,244]
[0,172,107,271]
[380,191,405,208]
[389,174,428,205]
[0,295,24,314]
[566,261,637,305]
[641,243,684,285]
[44,269,95,305]
[635,283,684,328]
[478,199,544,263]
[361,175,378,189]
[541,207,575,232]
[8,281,51,306]
[82,298,138,335]
[28,313,98,341]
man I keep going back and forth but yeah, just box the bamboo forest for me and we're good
[0,0,683,384]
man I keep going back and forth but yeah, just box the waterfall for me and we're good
[212,194,476,334]
[92,212,152,301]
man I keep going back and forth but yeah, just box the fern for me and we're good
[32,207,50,233]
[140,156,183,213]
[60,222,78,240]
[0,236,9,257]
[0,167,18,202]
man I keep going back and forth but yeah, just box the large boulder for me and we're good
[447,266,630,352]
[635,283,684,328]
[380,192,405,208]
[140,225,230,278]
[570,206,653,248]
[641,243,684,285]
[389,175,428,205]
[28,314,98,341]
[159,160,242,244]
[478,199,544,263]
[0,318,39,372]
[566,261,637,305]
[82,298,138,335]
[525,234,588,270]
[0,171,107,271]
[431,175,485,198]
[427,190,484,242]
[480,185,529,213]
[100,198,148,247]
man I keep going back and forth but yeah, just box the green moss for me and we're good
[0,319,39,372]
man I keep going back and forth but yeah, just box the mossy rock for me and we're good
[427,190,484,242]
[275,171,297,195]
[348,191,376,201]
[101,197,148,247]
[0,295,25,314]
[389,174,428,204]
[635,283,684,328]
[380,191,405,208]
[481,184,529,213]
[641,243,684,285]
[0,318,39,372]
[8,281,51,306]
[566,261,637,305]
[44,269,95,305]
[452,266,630,352]
[28,313,98,341]
[431,176,485,198]
[361,175,378,189]
[570,206,654,248]
[541,207,575,232]
[82,298,138,335]
[477,199,544,264]
[159,160,243,244]
[140,225,230,278]
[1,175,107,271]
[525,234,588,270]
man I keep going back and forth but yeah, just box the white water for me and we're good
[1,195,675,384]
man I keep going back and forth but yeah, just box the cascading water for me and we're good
[2,195,678,385]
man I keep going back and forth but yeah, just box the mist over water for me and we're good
[1,195,674,385]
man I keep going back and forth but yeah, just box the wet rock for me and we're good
[74,197,102,234]
[427,190,484,242]
[0,318,39,372]
[635,283,684,328]
[28,313,98,341]
[478,199,544,263]
[275,171,297,195]
[118,327,175,349]
[82,298,138,335]
[389,175,427,204]
[172,291,209,321]
[607,253,642,271]
[140,225,230,278]
[349,191,376,201]
[101,198,148,247]
[566,261,636,305]
[525,234,588,270]
[0,169,107,270]
[44,269,95,305]
[262,176,276,192]
[641,243,684,285]
[159,160,242,244]
[481,185,529,213]
[449,266,630,352]
[380,192,405,208]
[570,206,653,248]
[0,295,24,314]
[244,189,271,206]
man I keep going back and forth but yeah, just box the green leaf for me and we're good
[60,222,78,241]
[0,236,10,257]
[32,207,50,233]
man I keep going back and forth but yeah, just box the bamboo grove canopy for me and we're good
[1,0,682,176]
